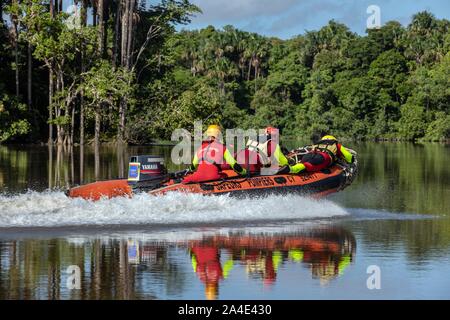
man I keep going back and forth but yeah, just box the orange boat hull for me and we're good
[149,166,346,197]
[67,164,352,201]
[67,179,132,201]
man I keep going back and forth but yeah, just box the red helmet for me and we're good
[264,126,278,135]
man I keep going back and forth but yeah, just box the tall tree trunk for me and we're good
[126,0,136,68]
[97,0,105,53]
[247,57,252,81]
[121,0,137,68]
[79,144,84,184]
[80,93,84,145]
[12,0,19,98]
[48,1,54,145]
[14,37,19,97]
[112,0,122,67]
[95,108,100,153]
[48,68,54,145]
[94,111,100,181]
[98,0,105,57]
[254,62,258,91]
[92,1,97,26]
[27,43,32,111]
[55,72,60,144]
[56,71,63,145]
[104,0,110,58]
[92,0,103,149]
[70,145,74,185]
[70,104,75,146]
[219,80,225,96]
[118,0,129,143]
[79,0,88,146]
[48,144,53,188]
[80,1,87,27]
[118,0,135,143]
[55,145,61,186]
[120,0,128,68]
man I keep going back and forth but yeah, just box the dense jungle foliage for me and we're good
[0,1,449,144]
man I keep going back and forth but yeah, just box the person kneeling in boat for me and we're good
[182,125,246,184]
[241,126,296,174]
[279,135,353,174]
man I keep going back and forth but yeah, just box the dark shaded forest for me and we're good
[0,1,449,145]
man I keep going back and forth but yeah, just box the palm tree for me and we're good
[405,11,440,64]
[210,56,238,95]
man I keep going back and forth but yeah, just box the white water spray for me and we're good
[0,191,349,228]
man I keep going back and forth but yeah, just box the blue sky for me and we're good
[178,0,450,39]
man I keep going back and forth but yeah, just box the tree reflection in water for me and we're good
[0,226,355,300]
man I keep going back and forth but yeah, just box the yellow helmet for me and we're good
[206,124,221,138]
[321,135,337,141]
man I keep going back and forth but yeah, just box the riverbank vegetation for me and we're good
[0,1,448,144]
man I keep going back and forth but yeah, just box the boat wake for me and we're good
[345,208,435,220]
[0,191,349,228]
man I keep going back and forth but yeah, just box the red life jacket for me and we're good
[300,142,346,172]
[235,149,262,173]
[301,151,332,172]
[182,140,228,183]
[228,139,276,174]
[197,140,226,165]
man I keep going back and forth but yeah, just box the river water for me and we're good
[0,142,449,299]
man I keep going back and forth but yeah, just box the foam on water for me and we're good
[0,191,349,228]
[346,208,435,220]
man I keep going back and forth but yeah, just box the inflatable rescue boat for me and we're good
[67,148,358,201]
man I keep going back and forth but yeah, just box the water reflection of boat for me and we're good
[0,226,355,299]
[126,226,356,300]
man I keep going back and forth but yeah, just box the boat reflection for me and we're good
[129,226,356,300]
[0,225,355,299]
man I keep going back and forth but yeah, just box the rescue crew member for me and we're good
[284,135,353,174]
[243,126,295,173]
[182,124,246,183]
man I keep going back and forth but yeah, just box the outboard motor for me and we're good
[128,155,169,190]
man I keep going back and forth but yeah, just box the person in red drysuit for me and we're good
[182,125,246,183]
[280,135,354,174]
